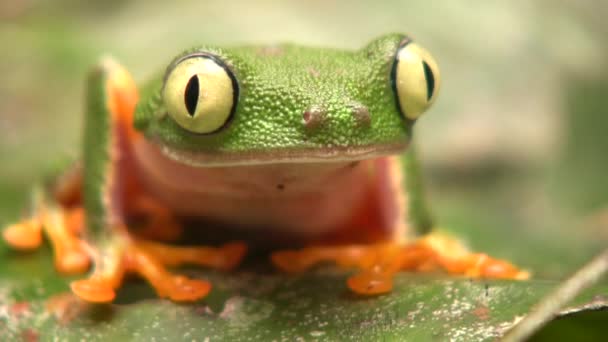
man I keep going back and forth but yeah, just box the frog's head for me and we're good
[134,33,440,166]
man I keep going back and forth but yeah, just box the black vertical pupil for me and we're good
[184,75,199,116]
[422,61,435,101]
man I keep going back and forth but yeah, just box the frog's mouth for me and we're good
[150,140,409,167]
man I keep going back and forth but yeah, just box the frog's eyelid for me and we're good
[163,52,239,95]
[398,37,413,49]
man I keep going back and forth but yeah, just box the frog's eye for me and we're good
[391,40,440,120]
[163,54,238,134]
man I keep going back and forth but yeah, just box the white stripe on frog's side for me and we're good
[156,139,408,167]
[387,156,410,244]
[369,156,411,244]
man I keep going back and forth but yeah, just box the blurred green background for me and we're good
[0,0,607,339]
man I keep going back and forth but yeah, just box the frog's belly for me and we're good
[132,140,376,236]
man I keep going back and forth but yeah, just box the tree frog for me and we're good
[3,34,526,303]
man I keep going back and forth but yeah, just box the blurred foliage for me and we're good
[554,76,608,211]
[0,0,607,340]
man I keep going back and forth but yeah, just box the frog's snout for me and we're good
[302,104,371,130]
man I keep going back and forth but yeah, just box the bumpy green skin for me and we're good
[401,147,434,234]
[83,64,114,235]
[134,34,412,154]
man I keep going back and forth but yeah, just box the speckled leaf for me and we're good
[1,239,607,341]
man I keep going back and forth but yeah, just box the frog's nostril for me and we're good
[351,105,371,127]
[302,106,327,129]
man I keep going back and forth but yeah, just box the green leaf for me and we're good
[1,238,607,341]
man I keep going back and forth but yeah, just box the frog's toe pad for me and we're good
[2,219,43,250]
[71,278,116,303]
[347,272,394,295]
[56,248,90,274]
[271,250,314,273]
[442,253,530,280]
[160,276,212,302]
[216,242,248,271]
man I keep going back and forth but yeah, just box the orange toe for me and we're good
[55,247,91,274]
[2,219,43,250]
[271,250,317,273]
[70,278,116,303]
[136,240,247,271]
[480,258,528,279]
[41,207,92,274]
[347,271,394,295]
[442,253,529,280]
[126,241,217,302]
[214,242,248,271]
[164,276,212,302]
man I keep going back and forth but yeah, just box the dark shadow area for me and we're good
[531,309,608,342]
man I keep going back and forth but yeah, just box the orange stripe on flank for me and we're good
[104,58,141,140]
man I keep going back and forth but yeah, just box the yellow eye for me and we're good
[392,40,440,120]
[163,54,238,134]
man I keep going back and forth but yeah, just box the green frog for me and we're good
[3,33,526,303]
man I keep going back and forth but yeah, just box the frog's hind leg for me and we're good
[126,195,184,242]
[272,154,528,295]
[69,57,246,303]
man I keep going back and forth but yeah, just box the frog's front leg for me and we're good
[72,58,248,302]
[70,234,246,302]
[272,153,528,295]
[2,58,246,303]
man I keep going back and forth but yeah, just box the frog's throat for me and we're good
[154,141,409,167]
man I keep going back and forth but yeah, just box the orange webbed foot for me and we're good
[70,237,247,303]
[420,232,530,280]
[272,243,412,295]
[272,233,528,296]
[124,243,213,301]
